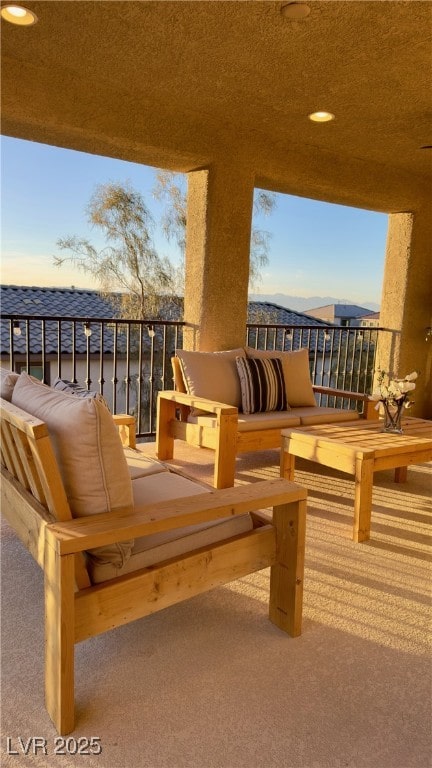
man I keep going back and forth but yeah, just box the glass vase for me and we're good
[381,401,404,434]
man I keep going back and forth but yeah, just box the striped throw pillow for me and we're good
[236,356,288,414]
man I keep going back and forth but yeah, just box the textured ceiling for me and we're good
[1,1,431,211]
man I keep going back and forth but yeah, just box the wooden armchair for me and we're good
[1,393,307,735]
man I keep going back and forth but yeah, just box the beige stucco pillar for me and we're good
[183,163,254,351]
[379,208,432,418]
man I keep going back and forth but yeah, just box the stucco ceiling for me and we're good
[1,1,431,212]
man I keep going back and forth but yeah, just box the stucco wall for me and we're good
[379,209,432,418]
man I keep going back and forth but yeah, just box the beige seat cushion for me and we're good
[188,410,301,431]
[293,406,360,425]
[188,407,358,431]
[131,471,210,506]
[0,368,19,401]
[177,348,246,408]
[123,446,169,479]
[88,472,254,583]
[245,347,316,407]
[12,372,134,567]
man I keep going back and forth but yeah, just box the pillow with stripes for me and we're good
[235,356,288,414]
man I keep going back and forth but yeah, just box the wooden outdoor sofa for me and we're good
[157,347,377,489]
[0,370,307,735]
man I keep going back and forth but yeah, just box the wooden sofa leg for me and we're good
[44,540,75,735]
[156,396,175,460]
[269,498,307,637]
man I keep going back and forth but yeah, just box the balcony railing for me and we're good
[1,314,383,437]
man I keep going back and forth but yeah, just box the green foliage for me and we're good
[54,182,175,318]
[54,174,277,317]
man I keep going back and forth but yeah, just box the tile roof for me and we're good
[0,285,117,318]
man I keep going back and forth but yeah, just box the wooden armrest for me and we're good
[112,413,136,448]
[312,385,369,402]
[158,390,238,416]
[45,478,306,556]
[312,386,377,419]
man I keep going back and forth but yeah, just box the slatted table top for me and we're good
[281,417,432,458]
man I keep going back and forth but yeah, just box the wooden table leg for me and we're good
[280,447,296,481]
[353,455,374,543]
[395,466,408,483]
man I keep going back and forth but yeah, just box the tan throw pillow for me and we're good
[0,368,19,401]
[52,377,110,409]
[12,372,134,567]
[281,348,316,406]
[176,348,246,408]
[246,347,316,407]
[236,356,287,414]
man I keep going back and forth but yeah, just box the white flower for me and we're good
[369,369,418,407]
[397,381,416,394]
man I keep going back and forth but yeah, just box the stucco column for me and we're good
[378,208,432,418]
[183,163,254,351]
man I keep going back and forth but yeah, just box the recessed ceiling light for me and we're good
[281,3,311,20]
[0,4,38,25]
[309,111,335,123]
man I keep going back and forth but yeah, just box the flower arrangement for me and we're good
[369,370,417,432]
[370,370,417,408]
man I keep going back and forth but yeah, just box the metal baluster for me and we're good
[125,323,131,413]
[137,322,144,433]
[41,320,47,382]
[148,326,156,433]
[71,321,77,383]
[56,320,62,380]
[98,321,105,395]
[84,321,92,389]
[112,323,118,413]
[9,319,15,370]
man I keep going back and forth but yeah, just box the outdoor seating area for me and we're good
[157,348,377,489]
[2,433,430,766]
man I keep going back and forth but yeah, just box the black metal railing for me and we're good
[1,314,382,437]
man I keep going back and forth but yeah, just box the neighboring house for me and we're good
[359,311,381,328]
[305,303,378,327]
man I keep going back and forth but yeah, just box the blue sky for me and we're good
[1,136,387,307]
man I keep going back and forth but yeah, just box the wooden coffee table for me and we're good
[281,417,432,542]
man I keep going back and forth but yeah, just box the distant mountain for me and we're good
[249,293,380,313]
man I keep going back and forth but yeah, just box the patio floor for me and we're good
[1,443,431,768]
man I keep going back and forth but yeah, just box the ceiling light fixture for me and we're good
[281,3,311,20]
[0,4,38,25]
[309,111,335,123]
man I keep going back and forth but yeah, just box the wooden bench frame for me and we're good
[1,397,307,735]
[156,357,377,489]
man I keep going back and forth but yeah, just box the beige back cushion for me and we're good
[0,368,19,401]
[12,372,134,567]
[176,348,246,408]
[245,347,316,407]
